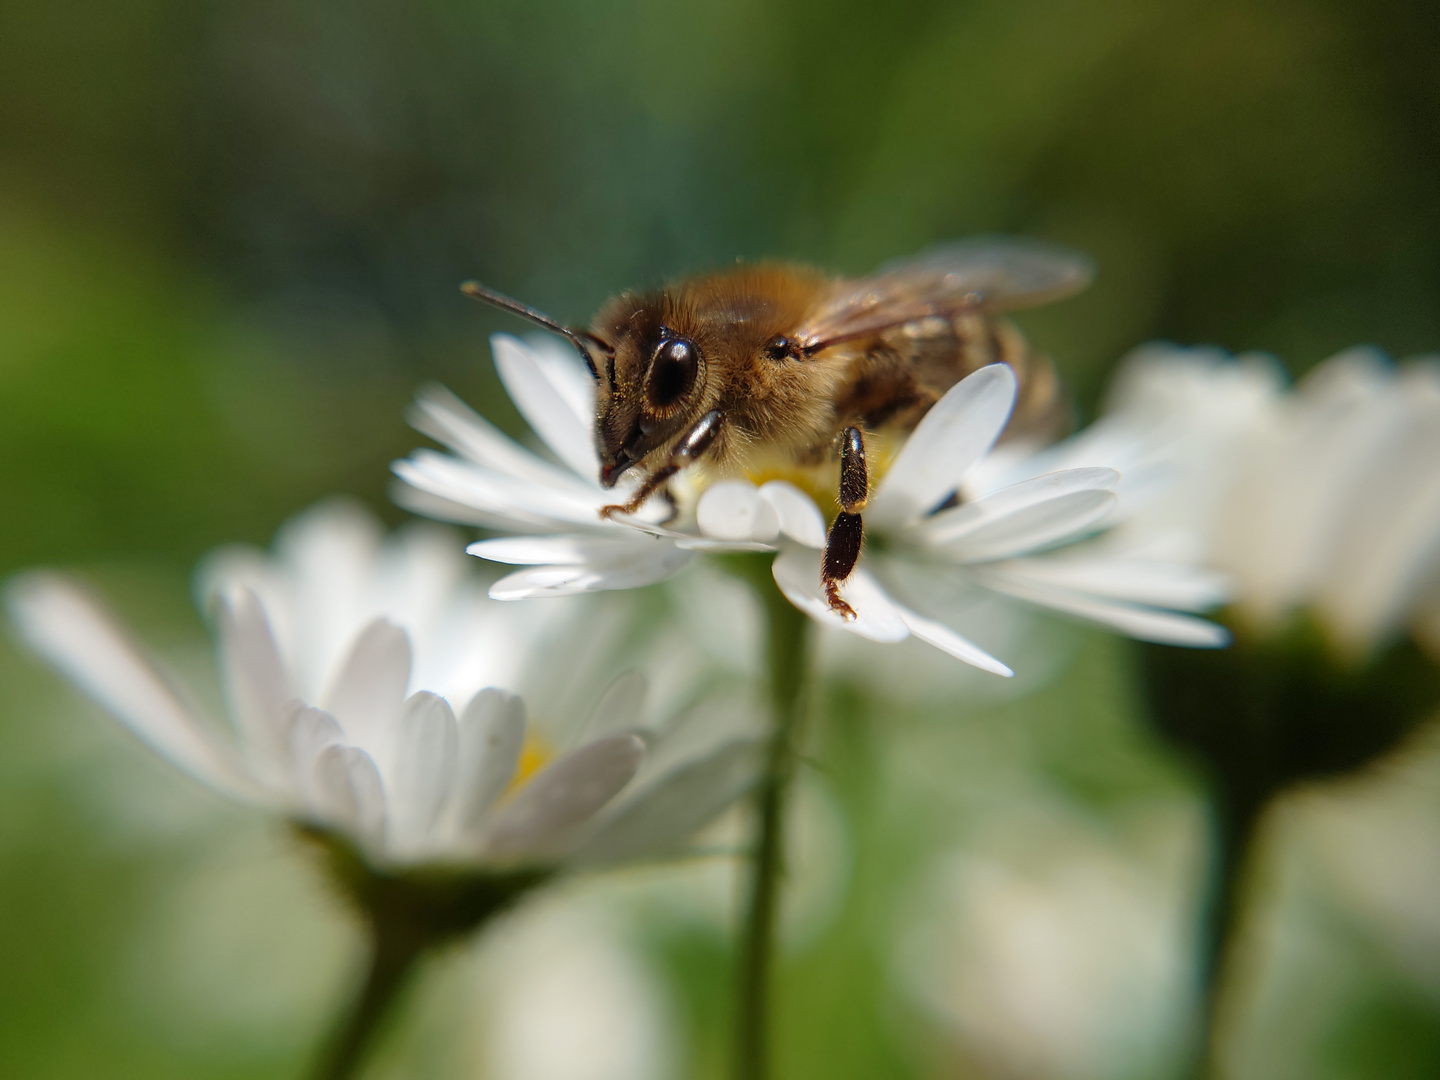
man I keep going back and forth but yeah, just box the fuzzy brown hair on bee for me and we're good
[461,237,1093,619]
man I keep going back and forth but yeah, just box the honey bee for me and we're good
[462,238,1092,618]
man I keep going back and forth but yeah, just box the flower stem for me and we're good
[297,832,548,1080]
[1190,788,1265,1080]
[311,917,425,1080]
[732,557,812,1080]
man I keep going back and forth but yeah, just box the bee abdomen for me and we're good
[952,313,1072,443]
[837,313,1073,446]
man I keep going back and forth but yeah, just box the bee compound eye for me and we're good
[646,336,700,407]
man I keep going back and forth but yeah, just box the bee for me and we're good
[462,238,1092,618]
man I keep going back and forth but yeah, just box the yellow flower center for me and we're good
[505,730,555,796]
[740,433,904,522]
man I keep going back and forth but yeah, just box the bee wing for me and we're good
[794,237,1094,354]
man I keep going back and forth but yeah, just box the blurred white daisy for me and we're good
[471,896,677,1080]
[6,501,760,872]
[1099,344,1440,659]
[394,336,1225,676]
[898,808,1194,1080]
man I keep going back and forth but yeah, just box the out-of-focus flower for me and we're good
[1109,345,1440,1074]
[471,896,677,1080]
[1299,731,1440,1002]
[1100,345,1440,659]
[396,336,1225,675]
[391,334,823,599]
[6,501,760,872]
[898,808,1194,1080]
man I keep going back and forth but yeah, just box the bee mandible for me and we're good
[461,238,1093,618]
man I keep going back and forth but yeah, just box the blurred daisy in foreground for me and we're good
[6,501,760,872]
[472,895,677,1080]
[7,500,764,1077]
[898,808,1194,1080]
[394,335,1226,675]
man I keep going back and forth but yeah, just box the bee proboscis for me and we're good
[462,238,1092,618]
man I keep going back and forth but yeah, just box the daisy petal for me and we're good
[389,478,543,533]
[388,691,459,851]
[321,618,412,744]
[771,548,910,642]
[6,573,242,792]
[671,537,776,553]
[604,511,773,550]
[576,739,762,865]
[521,333,598,432]
[759,481,827,548]
[995,556,1231,612]
[408,383,593,495]
[450,688,527,833]
[281,702,344,791]
[467,535,648,566]
[309,744,387,847]
[215,588,297,777]
[697,481,781,542]
[484,734,645,862]
[582,670,649,742]
[980,572,1231,647]
[922,468,1120,561]
[493,334,600,481]
[893,605,1014,676]
[868,364,1017,525]
[394,451,606,530]
[488,545,693,599]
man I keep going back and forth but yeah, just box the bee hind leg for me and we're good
[600,410,724,520]
[822,427,868,620]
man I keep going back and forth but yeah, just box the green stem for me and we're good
[1190,788,1265,1080]
[732,557,812,1080]
[297,832,546,1080]
[311,918,425,1080]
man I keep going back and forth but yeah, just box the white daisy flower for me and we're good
[769,363,1230,674]
[5,501,761,872]
[1101,344,1440,658]
[392,334,822,600]
[395,336,1225,676]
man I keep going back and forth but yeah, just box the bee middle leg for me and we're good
[600,409,724,520]
[822,426,868,620]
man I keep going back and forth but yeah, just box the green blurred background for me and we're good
[4,0,1440,1077]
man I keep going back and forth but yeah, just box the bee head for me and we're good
[592,299,710,488]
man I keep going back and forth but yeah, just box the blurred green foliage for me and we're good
[3,0,1440,1076]
[6,0,1440,570]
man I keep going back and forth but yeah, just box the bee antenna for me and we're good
[460,280,610,378]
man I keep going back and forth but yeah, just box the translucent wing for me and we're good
[794,237,1094,355]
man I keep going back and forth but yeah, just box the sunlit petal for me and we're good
[771,547,909,642]
[869,364,1017,525]
[6,573,245,793]
[576,739,762,865]
[696,481,781,542]
[493,333,601,481]
[484,735,645,861]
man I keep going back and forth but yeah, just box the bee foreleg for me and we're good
[600,410,724,520]
[822,426,868,620]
